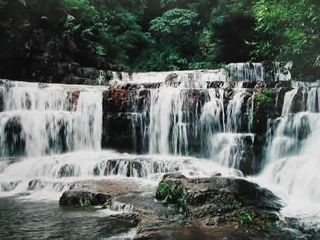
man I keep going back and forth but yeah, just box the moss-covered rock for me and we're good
[156,173,282,229]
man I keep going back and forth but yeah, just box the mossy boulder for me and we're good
[156,173,282,229]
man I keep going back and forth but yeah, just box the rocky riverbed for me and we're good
[59,174,313,239]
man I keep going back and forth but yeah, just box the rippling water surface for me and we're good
[0,198,134,239]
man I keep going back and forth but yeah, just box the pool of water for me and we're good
[0,198,135,239]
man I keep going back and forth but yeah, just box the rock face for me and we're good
[59,190,111,207]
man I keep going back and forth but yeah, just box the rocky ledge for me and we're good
[59,174,309,239]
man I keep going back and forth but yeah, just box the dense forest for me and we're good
[0,0,319,81]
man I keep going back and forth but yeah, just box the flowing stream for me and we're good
[0,64,319,238]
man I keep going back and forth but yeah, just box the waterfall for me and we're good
[0,81,103,157]
[111,69,228,84]
[0,65,291,205]
[261,85,320,226]
[148,86,192,155]
[227,63,264,82]
[146,74,255,171]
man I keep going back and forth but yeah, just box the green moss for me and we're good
[79,197,91,208]
[255,89,275,109]
[157,182,177,202]
[238,212,254,225]
[156,181,189,212]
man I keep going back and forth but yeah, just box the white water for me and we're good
[258,85,320,228]
[111,62,291,84]
[0,150,241,200]
[147,78,253,171]
[112,69,228,84]
[0,81,103,156]
[227,63,264,82]
[149,86,190,155]
[0,78,247,201]
[1,66,320,230]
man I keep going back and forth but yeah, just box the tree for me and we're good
[253,0,320,80]
[148,8,199,70]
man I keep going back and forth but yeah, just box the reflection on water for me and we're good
[0,198,134,239]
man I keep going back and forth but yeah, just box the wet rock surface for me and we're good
[59,190,111,207]
[59,175,306,240]
[156,174,282,221]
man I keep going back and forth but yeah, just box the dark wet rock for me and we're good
[59,190,111,207]
[28,179,47,190]
[59,176,304,240]
[291,88,307,113]
[2,116,26,157]
[136,174,305,240]
[58,164,77,178]
[103,88,150,113]
[285,217,320,240]
[242,81,256,88]
[102,113,148,153]
[207,81,225,88]
[66,90,80,111]
[156,174,282,226]
[276,87,291,115]
[254,81,267,90]
[276,81,292,88]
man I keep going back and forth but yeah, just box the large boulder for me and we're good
[156,174,282,227]
[59,190,111,207]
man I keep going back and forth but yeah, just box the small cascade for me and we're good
[0,151,241,197]
[97,70,106,85]
[111,62,291,84]
[146,74,255,170]
[261,84,320,226]
[226,62,291,82]
[199,87,253,169]
[0,81,103,157]
[74,91,103,150]
[111,69,228,84]
[148,86,191,155]
[226,63,264,82]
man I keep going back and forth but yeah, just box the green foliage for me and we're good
[157,182,176,202]
[0,0,319,79]
[79,197,91,208]
[157,181,189,212]
[150,8,198,34]
[238,212,254,225]
[253,0,320,79]
[255,89,274,109]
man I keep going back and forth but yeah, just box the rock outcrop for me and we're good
[58,175,305,239]
[156,174,282,225]
[59,190,111,207]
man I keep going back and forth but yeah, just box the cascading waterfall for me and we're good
[260,85,320,227]
[4,64,320,229]
[146,73,255,170]
[227,63,264,82]
[199,86,254,169]
[149,86,190,155]
[0,82,103,157]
